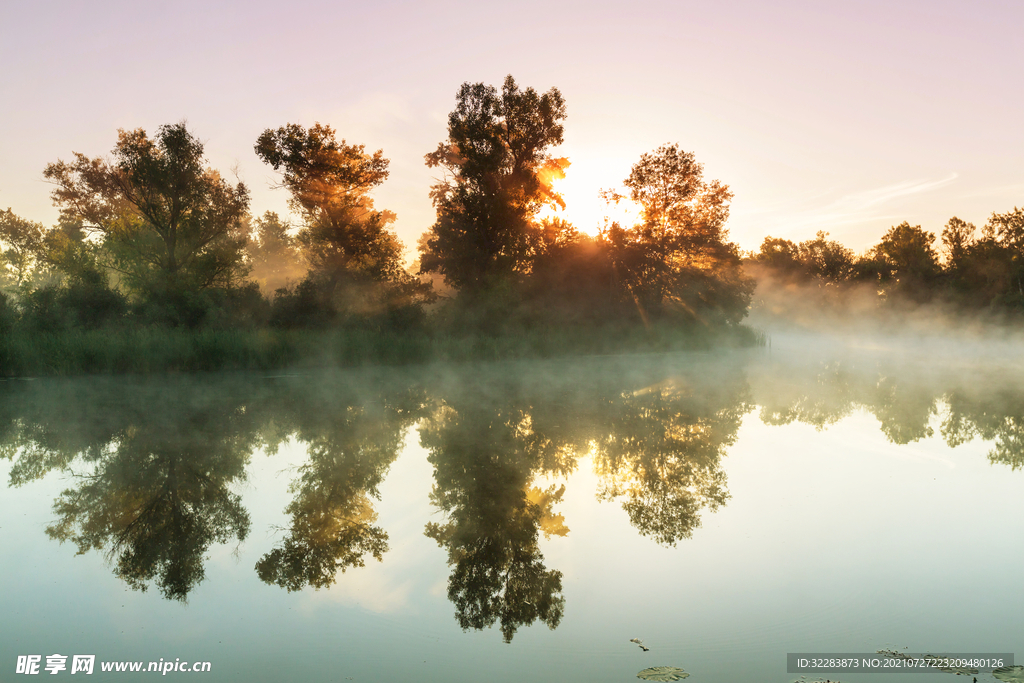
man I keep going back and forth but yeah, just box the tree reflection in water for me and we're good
[420,397,569,643]
[419,360,747,639]
[943,384,1024,470]
[593,372,749,546]
[255,383,425,590]
[2,377,260,601]
[3,351,1023,630]
[749,352,1024,469]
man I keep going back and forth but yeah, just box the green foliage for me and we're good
[752,232,856,286]
[128,284,262,329]
[0,210,130,331]
[749,231,860,290]
[520,228,635,330]
[412,359,751,639]
[988,206,1024,249]
[36,380,257,601]
[941,216,976,265]
[267,276,336,329]
[0,290,17,333]
[44,122,251,311]
[255,124,398,279]
[4,94,784,371]
[869,221,940,289]
[753,236,801,274]
[798,231,857,284]
[35,218,101,284]
[245,211,306,295]
[0,323,454,376]
[593,370,746,545]
[0,327,299,376]
[936,209,1024,308]
[603,144,753,325]
[750,206,1024,314]
[754,353,1024,470]
[420,398,567,642]
[944,387,1024,470]
[21,273,127,332]
[749,232,851,286]
[255,122,431,324]
[419,75,568,290]
[0,208,45,289]
[255,391,421,591]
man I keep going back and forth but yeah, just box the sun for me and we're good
[539,157,643,235]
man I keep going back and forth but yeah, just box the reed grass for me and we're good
[0,322,765,377]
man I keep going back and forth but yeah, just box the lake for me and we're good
[2,340,1022,682]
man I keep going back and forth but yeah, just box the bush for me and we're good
[0,290,17,333]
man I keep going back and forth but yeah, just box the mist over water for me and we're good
[1,344,1022,681]
[749,268,1024,377]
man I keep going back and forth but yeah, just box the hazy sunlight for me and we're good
[541,162,643,235]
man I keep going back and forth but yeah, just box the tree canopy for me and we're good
[255,123,428,322]
[255,123,405,283]
[44,123,251,303]
[419,75,569,291]
[0,208,45,289]
[603,144,752,324]
[244,211,305,295]
[871,221,940,285]
[20,79,1024,366]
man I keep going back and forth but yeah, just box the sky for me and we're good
[1,0,1022,259]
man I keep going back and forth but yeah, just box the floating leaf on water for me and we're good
[994,665,1024,683]
[637,666,689,681]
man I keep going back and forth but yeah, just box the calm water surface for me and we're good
[2,344,1022,682]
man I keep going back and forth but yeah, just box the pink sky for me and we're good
[2,0,1021,258]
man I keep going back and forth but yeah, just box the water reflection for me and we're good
[2,350,1023,635]
[2,378,260,601]
[749,352,1024,468]
[417,361,747,639]
[592,372,748,546]
[419,384,572,643]
[944,385,1024,470]
[255,383,425,591]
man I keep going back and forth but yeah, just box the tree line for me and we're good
[2,74,1020,371]
[0,75,753,365]
[748,212,1024,311]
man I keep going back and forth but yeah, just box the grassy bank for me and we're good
[0,323,765,377]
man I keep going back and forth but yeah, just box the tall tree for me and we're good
[419,75,568,291]
[603,144,752,324]
[751,236,801,274]
[43,123,251,302]
[869,222,940,289]
[255,123,426,317]
[255,124,399,282]
[244,211,305,295]
[0,208,44,290]
[986,207,1024,301]
[797,231,856,284]
[941,216,977,267]
[986,207,1024,250]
